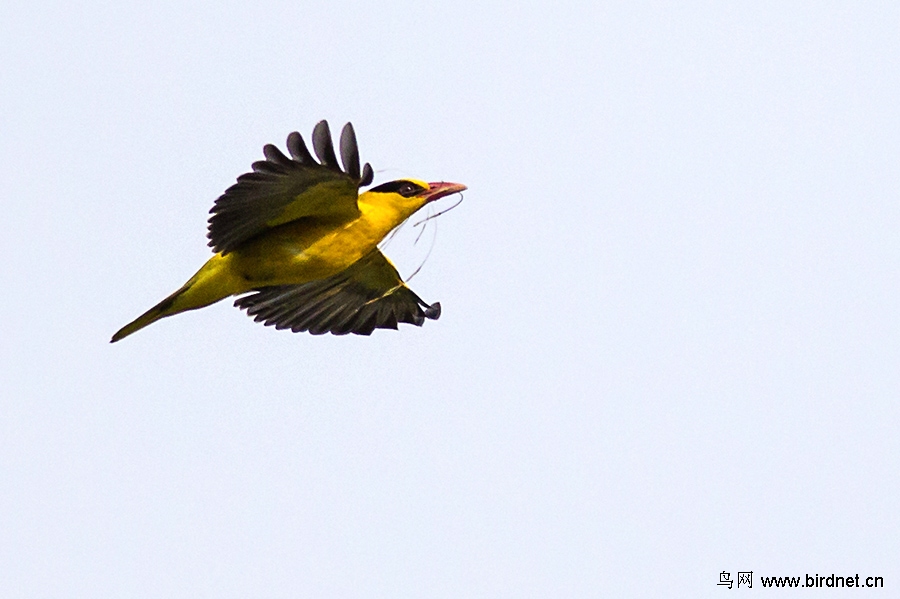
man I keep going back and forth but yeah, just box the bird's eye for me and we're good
[369,180,425,197]
[398,183,418,197]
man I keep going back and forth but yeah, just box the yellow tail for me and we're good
[110,288,186,343]
[110,253,246,343]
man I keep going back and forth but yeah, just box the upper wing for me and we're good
[207,121,375,254]
[233,250,441,335]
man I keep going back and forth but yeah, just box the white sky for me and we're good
[3,1,898,597]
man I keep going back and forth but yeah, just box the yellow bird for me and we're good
[111,120,465,342]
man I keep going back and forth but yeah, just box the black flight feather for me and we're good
[286,131,315,164]
[312,120,339,169]
[262,144,293,168]
[360,163,374,187]
[340,123,361,179]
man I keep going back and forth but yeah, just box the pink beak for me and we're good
[422,181,467,202]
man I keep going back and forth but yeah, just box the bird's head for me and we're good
[361,179,467,221]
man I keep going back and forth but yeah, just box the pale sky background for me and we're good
[2,1,898,597]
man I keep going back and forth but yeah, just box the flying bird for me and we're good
[111,121,465,342]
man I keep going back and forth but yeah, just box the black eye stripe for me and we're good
[370,180,426,198]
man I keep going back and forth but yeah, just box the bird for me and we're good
[111,120,465,342]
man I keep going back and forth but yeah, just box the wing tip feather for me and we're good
[205,119,375,253]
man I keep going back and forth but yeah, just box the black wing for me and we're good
[233,250,441,335]
[208,121,375,254]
